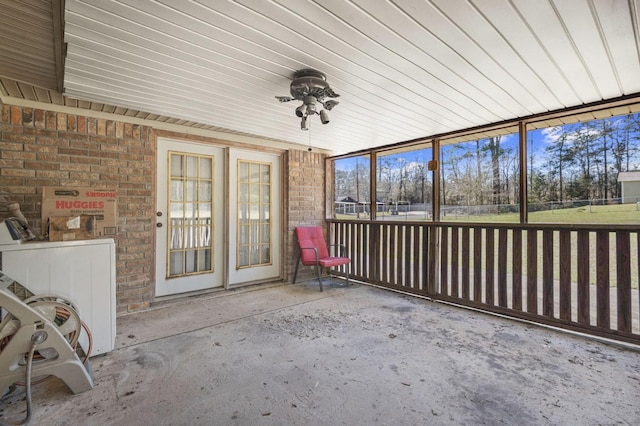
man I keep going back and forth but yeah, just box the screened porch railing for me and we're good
[328,220,640,345]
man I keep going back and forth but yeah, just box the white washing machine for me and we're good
[0,237,116,355]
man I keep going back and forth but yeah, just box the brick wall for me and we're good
[0,102,332,311]
[285,149,328,282]
[0,103,155,313]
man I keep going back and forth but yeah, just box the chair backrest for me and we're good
[295,226,330,262]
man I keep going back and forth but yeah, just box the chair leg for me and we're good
[316,265,323,292]
[293,254,301,284]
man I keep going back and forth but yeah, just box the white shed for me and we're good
[618,171,640,203]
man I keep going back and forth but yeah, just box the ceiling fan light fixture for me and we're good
[301,116,309,131]
[295,103,307,117]
[320,109,329,124]
[303,95,317,115]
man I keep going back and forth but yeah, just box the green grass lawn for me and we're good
[338,203,640,224]
[531,203,640,224]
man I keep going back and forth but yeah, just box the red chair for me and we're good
[293,226,350,291]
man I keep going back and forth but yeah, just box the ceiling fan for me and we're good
[275,69,339,130]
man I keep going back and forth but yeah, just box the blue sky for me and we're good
[335,113,640,173]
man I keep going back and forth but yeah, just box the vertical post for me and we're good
[369,153,377,280]
[325,155,335,220]
[519,121,528,224]
[432,139,441,223]
[370,152,377,221]
[429,139,441,295]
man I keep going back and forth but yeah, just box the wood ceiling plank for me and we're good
[512,0,601,104]
[430,0,555,111]
[475,0,581,108]
[352,0,529,118]
[229,0,480,126]
[552,0,621,100]
[591,0,640,95]
[280,0,507,123]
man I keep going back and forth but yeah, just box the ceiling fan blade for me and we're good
[275,96,294,103]
[323,100,339,111]
[324,88,340,98]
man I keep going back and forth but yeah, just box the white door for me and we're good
[228,149,281,286]
[155,138,225,297]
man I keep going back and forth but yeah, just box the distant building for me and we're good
[335,196,359,215]
[618,171,640,203]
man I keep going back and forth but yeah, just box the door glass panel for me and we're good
[199,182,212,201]
[185,250,197,273]
[261,224,270,242]
[260,245,270,263]
[170,180,183,201]
[238,246,249,267]
[250,183,259,202]
[200,157,212,179]
[261,164,270,182]
[237,160,272,268]
[239,161,249,181]
[199,249,211,271]
[239,225,249,245]
[185,181,197,202]
[170,251,184,275]
[186,156,198,178]
[171,154,183,177]
[167,152,214,278]
[239,183,249,203]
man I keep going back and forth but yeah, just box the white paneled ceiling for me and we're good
[2,0,640,154]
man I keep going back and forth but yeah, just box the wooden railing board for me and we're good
[440,226,449,296]
[328,220,640,345]
[527,229,538,315]
[473,227,483,303]
[559,230,571,321]
[498,228,508,308]
[512,229,523,311]
[617,231,631,332]
[451,226,459,298]
[485,228,495,305]
[577,231,590,325]
[596,230,610,329]
[543,230,554,317]
[462,227,470,300]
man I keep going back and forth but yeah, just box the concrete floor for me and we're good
[1,279,640,425]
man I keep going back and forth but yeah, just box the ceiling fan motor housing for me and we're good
[289,69,331,100]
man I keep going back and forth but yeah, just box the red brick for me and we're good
[87,118,97,134]
[34,109,45,129]
[45,111,57,129]
[1,104,9,123]
[24,161,59,170]
[10,106,21,125]
[22,108,33,126]
[67,115,77,132]
[77,116,87,133]
[1,168,35,177]
[57,113,67,131]
[97,119,106,135]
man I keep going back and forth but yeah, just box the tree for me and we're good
[484,136,508,205]
[545,128,570,201]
